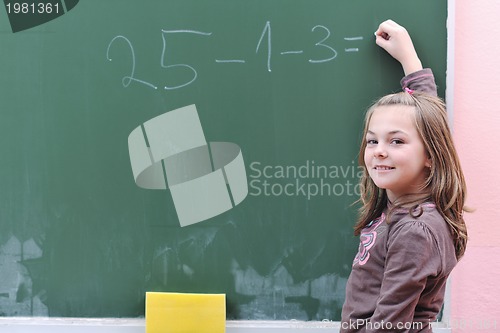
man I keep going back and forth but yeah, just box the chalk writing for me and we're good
[309,25,338,63]
[106,35,158,90]
[106,22,364,90]
[161,29,213,90]
[256,21,272,72]
[344,36,363,52]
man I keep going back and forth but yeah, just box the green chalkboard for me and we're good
[0,0,447,320]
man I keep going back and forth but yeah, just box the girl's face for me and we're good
[364,105,431,202]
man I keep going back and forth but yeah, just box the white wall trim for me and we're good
[446,0,456,128]
[440,0,455,325]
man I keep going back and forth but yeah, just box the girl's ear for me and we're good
[425,158,431,168]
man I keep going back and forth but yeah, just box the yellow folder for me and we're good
[146,292,226,333]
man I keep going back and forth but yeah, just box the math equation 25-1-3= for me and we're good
[106,21,365,91]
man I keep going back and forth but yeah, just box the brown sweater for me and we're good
[341,70,455,333]
[340,204,457,332]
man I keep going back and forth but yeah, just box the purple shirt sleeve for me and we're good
[400,68,438,96]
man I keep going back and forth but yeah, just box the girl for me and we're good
[340,20,468,333]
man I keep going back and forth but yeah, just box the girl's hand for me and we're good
[375,20,423,75]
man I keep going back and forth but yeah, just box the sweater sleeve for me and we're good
[366,221,441,333]
[400,68,438,96]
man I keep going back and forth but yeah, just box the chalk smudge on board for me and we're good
[0,236,48,316]
[230,259,346,320]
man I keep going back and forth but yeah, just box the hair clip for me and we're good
[404,87,414,95]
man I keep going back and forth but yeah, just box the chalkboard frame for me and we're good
[0,0,453,325]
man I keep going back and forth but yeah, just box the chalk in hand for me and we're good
[375,31,390,40]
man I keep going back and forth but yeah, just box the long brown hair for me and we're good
[355,92,468,260]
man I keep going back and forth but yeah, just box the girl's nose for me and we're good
[374,144,387,158]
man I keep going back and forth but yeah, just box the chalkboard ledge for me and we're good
[0,318,453,333]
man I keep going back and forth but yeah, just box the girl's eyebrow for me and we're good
[367,129,408,136]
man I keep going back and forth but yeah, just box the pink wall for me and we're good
[452,1,500,332]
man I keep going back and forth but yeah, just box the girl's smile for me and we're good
[373,165,395,171]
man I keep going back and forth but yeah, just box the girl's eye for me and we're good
[391,139,404,144]
[366,139,377,145]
